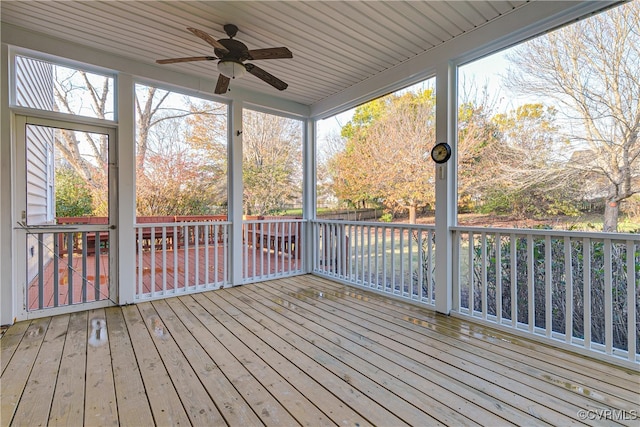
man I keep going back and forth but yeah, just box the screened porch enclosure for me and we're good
[2,9,639,427]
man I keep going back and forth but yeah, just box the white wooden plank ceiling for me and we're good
[0,1,615,111]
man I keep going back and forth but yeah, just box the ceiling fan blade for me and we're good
[215,74,231,94]
[245,64,288,91]
[156,56,216,64]
[187,27,229,53]
[248,47,293,60]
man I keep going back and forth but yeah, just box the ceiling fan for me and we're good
[156,24,292,94]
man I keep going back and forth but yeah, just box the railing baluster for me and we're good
[95,231,101,302]
[626,240,636,361]
[428,230,434,304]
[604,238,613,355]
[583,237,592,350]
[204,225,209,286]
[400,227,405,296]
[137,228,143,295]
[545,235,552,338]
[173,225,178,291]
[527,234,534,333]
[510,233,517,328]
[150,226,156,295]
[374,226,380,289]
[54,232,59,308]
[468,232,474,316]
[451,230,458,309]
[407,228,418,298]
[564,236,572,343]
[183,225,189,291]
[38,233,44,309]
[418,229,424,301]
[161,227,167,293]
[67,232,73,306]
[223,226,228,283]
[194,225,200,288]
[496,232,502,324]
[79,233,86,303]
[481,232,487,320]
[391,228,396,293]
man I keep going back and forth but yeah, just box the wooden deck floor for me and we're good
[3,275,639,426]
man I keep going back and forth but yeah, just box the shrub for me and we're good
[55,166,93,217]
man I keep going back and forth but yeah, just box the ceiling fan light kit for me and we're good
[156,24,292,94]
[217,60,246,79]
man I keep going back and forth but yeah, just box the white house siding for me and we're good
[16,56,55,282]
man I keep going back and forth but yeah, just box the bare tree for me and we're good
[505,1,640,231]
[242,110,303,215]
[54,71,225,216]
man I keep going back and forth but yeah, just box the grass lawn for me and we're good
[408,212,640,233]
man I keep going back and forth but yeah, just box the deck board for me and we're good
[0,321,30,374]
[299,276,640,405]
[231,283,523,425]
[105,307,155,426]
[120,304,192,426]
[216,287,468,426]
[271,277,635,425]
[1,317,51,426]
[84,308,118,426]
[151,299,263,427]
[11,315,68,427]
[48,311,87,426]
[2,275,638,427]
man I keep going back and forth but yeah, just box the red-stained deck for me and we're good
[27,245,301,310]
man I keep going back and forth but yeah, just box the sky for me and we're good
[316,49,515,151]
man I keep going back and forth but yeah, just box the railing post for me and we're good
[117,73,136,304]
[303,118,316,273]
[434,61,455,314]
[229,99,244,285]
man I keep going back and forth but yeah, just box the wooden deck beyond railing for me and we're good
[3,275,638,426]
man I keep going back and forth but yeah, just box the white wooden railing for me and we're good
[242,218,305,282]
[312,220,437,306]
[452,226,639,365]
[134,218,305,299]
[312,219,639,366]
[27,217,639,366]
[134,220,230,300]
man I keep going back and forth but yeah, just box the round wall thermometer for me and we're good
[430,142,451,164]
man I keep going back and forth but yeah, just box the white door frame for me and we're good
[13,114,118,320]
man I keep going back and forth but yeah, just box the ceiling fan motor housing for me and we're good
[215,38,250,62]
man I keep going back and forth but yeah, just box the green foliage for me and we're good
[379,213,393,222]
[55,166,93,217]
[479,183,582,218]
[340,97,387,139]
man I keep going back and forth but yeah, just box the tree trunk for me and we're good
[603,200,619,232]
[409,205,417,224]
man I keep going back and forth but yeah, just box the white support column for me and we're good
[303,118,316,273]
[434,61,457,315]
[117,74,136,304]
[229,99,244,285]
[0,43,15,324]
